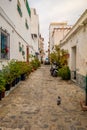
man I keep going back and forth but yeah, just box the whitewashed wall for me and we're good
[49,23,71,53]
[30,8,39,54]
[61,24,87,76]
[60,10,87,88]
[0,0,31,45]
[0,0,33,70]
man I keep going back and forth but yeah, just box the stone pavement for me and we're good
[0,65,87,130]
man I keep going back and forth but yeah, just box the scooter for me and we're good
[50,62,58,77]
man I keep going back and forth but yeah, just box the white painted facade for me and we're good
[49,22,71,53]
[0,0,40,69]
[39,35,44,62]
[30,8,40,57]
[60,10,87,88]
[0,0,31,67]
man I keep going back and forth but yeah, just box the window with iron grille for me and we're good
[0,29,10,59]
[25,19,29,29]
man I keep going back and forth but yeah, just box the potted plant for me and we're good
[58,66,71,80]
[0,72,6,100]
[2,65,13,91]
[0,86,2,100]
[9,60,21,85]
[0,85,5,99]
[19,62,29,80]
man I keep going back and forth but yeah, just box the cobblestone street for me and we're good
[0,65,87,130]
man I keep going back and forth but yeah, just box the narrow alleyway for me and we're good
[0,65,87,130]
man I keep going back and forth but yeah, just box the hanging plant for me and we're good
[19,46,22,52]
[22,51,25,55]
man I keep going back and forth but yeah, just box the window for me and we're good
[34,34,37,38]
[0,30,10,59]
[34,9,36,15]
[31,34,37,39]
[19,42,22,52]
[25,19,29,29]
[22,45,25,56]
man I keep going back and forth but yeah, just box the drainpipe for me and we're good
[86,74,87,106]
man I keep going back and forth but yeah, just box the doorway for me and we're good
[26,46,29,62]
[71,46,76,80]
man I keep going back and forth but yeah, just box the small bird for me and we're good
[57,96,61,105]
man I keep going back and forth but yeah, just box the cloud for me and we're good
[29,0,87,49]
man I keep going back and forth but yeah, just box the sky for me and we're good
[28,0,87,50]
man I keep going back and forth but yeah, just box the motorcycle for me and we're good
[50,62,59,77]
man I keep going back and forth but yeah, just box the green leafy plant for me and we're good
[9,60,21,79]
[0,72,5,85]
[2,65,13,85]
[0,85,5,92]
[0,72,6,92]
[1,59,40,86]
[30,58,41,70]
[58,66,71,80]
[50,45,69,68]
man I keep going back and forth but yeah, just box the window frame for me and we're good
[0,29,10,60]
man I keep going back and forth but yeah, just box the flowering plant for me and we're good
[1,47,9,54]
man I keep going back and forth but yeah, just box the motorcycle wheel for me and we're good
[51,71,53,76]
[53,70,57,77]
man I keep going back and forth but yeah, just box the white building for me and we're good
[39,35,44,62]
[60,9,87,89]
[49,22,71,53]
[0,0,40,69]
[30,8,40,58]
